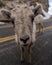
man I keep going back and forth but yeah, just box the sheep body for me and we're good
[34,14,44,24]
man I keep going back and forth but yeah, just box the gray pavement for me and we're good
[0,23,14,38]
[0,27,14,38]
[0,29,52,65]
[0,21,52,65]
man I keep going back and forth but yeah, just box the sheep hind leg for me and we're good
[39,23,41,32]
[21,47,25,63]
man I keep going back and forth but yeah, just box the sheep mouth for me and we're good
[23,44,28,46]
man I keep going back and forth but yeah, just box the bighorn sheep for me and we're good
[0,2,47,63]
[33,2,51,32]
[10,4,36,63]
[0,4,36,63]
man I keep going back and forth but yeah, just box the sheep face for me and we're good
[11,4,36,46]
[33,2,45,17]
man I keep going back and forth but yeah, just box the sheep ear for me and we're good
[1,10,15,28]
[1,10,11,19]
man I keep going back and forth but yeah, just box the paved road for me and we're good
[0,24,14,38]
[0,21,52,65]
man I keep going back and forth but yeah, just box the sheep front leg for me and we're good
[21,47,25,62]
[39,23,44,32]
[27,46,31,63]
[41,22,44,32]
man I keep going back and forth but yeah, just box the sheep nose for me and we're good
[20,35,29,43]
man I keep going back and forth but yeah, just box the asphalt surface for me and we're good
[0,21,52,65]
[0,24,14,38]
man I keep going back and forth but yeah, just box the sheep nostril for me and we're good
[20,35,29,43]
